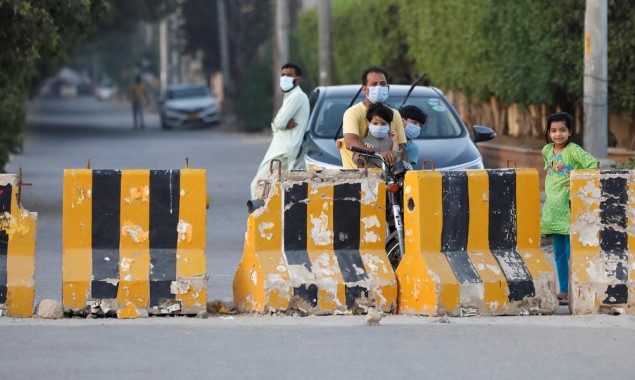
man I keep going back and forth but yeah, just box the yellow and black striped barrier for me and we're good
[63,169,207,318]
[570,170,635,314]
[0,174,37,317]
[397,169,557,316]
[233,170,397,314]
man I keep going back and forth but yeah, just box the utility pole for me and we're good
[273,0,289,111]
[583,0,608,160]
[216,0,232,99]
[318,0,333,86]
[159,19,168,92]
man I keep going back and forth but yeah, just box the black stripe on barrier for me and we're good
[333,183,369,307]
[284,183,312,267]
[441,171,481,285]
[149,170,180,307]
[488,170,535,302]
[600,174,629,304]
[284,183,317,306]
[293,284,318,307]
[91,170,121,299]
[0,183,11,304]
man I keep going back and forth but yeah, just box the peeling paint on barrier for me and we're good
[0,174,37,317]
[397,169,557,316]
[570,170,635,314]
[63,169,207,317]
[233,169,396,314]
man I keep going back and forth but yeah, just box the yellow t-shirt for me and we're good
[340,101,406,168]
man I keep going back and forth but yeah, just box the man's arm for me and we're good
[272,93,300,130]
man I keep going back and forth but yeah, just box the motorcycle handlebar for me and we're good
[350,145,375,156]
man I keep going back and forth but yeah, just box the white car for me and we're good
[159,84,220,129]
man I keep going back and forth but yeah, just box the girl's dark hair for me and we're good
[545,112,574,143]
[366,102,393,124]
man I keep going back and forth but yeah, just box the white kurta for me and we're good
[250,85,310,198]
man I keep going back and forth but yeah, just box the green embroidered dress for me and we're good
[540,142,597,235]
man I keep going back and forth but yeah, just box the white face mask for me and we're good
[405,122,421,139]
[280,76,295,92]
[367,86,389,103]
[368,124,390,139]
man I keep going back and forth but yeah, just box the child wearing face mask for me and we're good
[352,102,401,168]
[399,105,427,166]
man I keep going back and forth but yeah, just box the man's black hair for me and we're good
[361,66,389,86]
[366,102,393,124]
[282,62,302,77]
[400,105,427,125]
[545,112,574,144]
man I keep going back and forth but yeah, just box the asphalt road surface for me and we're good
[1,97,634,379]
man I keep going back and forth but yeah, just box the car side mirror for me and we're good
[473,125,496,143]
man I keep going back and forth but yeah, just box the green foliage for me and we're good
[613,155,635,169]
[236,43,274,132]
[0,0,107,171]
[607,0,635,117]
[293,1,635,121]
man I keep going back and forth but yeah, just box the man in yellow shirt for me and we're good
[340,66,407,168]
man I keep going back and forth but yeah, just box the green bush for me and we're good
[236,45,274,132]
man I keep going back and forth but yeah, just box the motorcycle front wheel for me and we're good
[386,236,402,271]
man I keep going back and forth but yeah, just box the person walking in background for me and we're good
[250,63,310,198]
[130,74,148,130]
[540,112,598,306]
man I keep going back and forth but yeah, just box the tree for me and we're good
[0,0,107,171]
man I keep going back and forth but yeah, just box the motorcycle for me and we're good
[349,146,410,270]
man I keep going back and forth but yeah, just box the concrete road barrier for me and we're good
[234,170,397,314]
[0,174,37,317]
[397,169,557,316]
[63,169,207,318]
[570,170,635,314]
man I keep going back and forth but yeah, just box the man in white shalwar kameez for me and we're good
[250,63,310,198]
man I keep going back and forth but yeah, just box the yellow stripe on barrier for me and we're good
[515,169,554,298]
[360,181,395,311]
[398,171,460,316]
[175,169,207,312]
[62,169,93,312]
[466,170,509,314]
[117,170,150,308]
[570,171,602,313]
[1,174,37,317]
[234,184,291,313]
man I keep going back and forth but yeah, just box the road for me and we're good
[1,97,634,379]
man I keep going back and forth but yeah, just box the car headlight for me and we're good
[439,157,484,170]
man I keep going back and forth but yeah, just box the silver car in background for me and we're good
[159,84,220,129]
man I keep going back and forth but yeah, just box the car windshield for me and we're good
[312,94,464,139]
[167,86,210,99]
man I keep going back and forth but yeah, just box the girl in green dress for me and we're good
[541,112,597,305]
